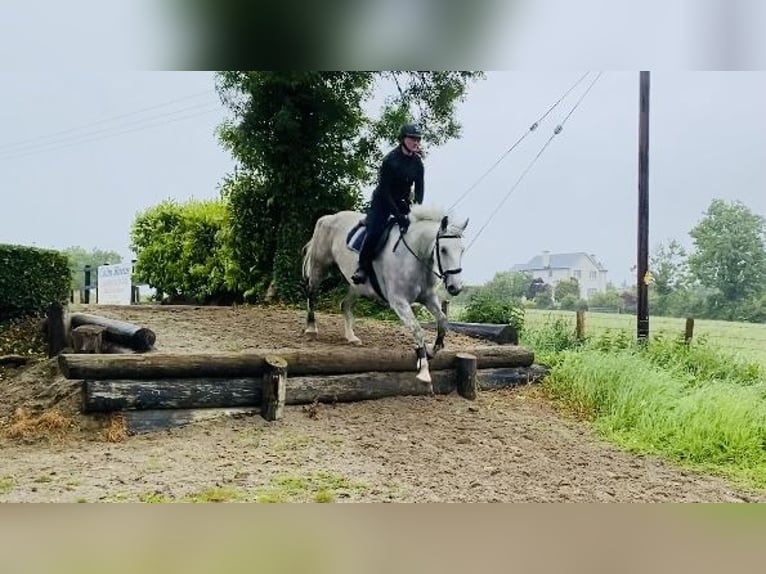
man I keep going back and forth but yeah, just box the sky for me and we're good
[1,71,765,288]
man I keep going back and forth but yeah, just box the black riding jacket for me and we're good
[371,145,424,218]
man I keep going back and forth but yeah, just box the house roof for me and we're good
[511,252,607,272]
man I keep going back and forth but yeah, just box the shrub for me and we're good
[130,199,237,304]
[461,290,525,333]
[0,244,70,320]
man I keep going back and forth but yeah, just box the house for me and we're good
[511,251,608,300]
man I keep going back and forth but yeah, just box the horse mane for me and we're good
[410,204,465,236]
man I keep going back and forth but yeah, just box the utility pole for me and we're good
[637,71,650,342]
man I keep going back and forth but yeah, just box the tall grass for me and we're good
[525,320,766,488]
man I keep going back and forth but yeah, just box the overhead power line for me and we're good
[465,72,604,252]
[0,106,222,162]
[0,89,217,151]
[449,72,592,211]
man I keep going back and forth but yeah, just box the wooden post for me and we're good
[684,318,694,344]
[261,355,287,421]
[46,302,67,358]
[83,265,91,304]
[455,352,478,400]
[575,310,585,341]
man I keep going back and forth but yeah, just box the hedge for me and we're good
[0,244,71,320]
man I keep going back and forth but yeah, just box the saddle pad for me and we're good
[346,221,366,253]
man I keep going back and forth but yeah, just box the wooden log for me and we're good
[71,325,106,354]
[477,365,549,390]
[80,365,550,414]
[421,321,519,344]
[58,344,534,380]
[81,377,261,413]
[69,312,156,352]
[261,355,287,421]
[455,353,478,400]
[123,407,257,434]
[0,354,29,368]
[285,370,449,404]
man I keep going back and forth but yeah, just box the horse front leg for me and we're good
[341,288,362,345]
[389,297,433,390]
[422,293,448,358]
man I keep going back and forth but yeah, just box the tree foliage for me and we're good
[650,240,689,297]
[60,246,122,291]
[215,71,484,302]
[554,277,580,301]
[130,199,234,304]
[688,199,766,308]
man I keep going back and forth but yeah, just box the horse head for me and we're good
[435,214,469,296]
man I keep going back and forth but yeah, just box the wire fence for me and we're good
[523,309,766,366]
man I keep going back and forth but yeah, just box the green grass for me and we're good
[0,477,14,495]
[541,336,766,488]
[184,487,245,503]
[255,472,367,503]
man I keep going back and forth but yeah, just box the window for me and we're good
[573,270,582,279]
[548,269,553,278]
[589,271,597,280]
[588,288,597,297]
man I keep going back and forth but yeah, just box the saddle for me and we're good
[345,216,397,256]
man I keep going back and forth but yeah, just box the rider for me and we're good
[351,123,425,284]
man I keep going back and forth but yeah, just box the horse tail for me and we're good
[301,237,314,282]
[302,216,324,283]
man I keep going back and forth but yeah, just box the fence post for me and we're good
[684,318,694,344]
[261,355,287,421]
[46,302,67,358]
[83,265,91,304]
[456,353,478,400]
[576,310,585,341]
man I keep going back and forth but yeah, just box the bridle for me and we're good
[395,226,463,284]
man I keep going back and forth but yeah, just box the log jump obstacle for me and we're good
[57,344,548,434]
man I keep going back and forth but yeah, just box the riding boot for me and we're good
[351,253,370,284]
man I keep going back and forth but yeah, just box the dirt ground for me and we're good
[1,304,764,503]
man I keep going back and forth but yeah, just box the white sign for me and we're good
[97,263,133,305]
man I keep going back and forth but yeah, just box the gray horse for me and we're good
[301,204,469,384]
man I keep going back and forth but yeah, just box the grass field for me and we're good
[528,310,766,367]
[450,305,766,367]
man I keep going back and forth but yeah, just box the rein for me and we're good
[394,226,462,281]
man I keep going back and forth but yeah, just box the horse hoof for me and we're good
[304,329,318,339]
[347,337,362,346]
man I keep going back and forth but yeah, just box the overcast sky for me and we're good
[1,71,765,287]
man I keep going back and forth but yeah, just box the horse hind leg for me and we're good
[341,288,362,345]
[303,243,327,339]
[305,292,319,339]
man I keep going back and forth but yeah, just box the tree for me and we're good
[650,239,689,297]
[215,71,484,303]
[479,271,534,302]
[60,246,122,291]
[130,199,234,304]
[649,239,690,316]
[554,277,580,301]
[688,199,766,307]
